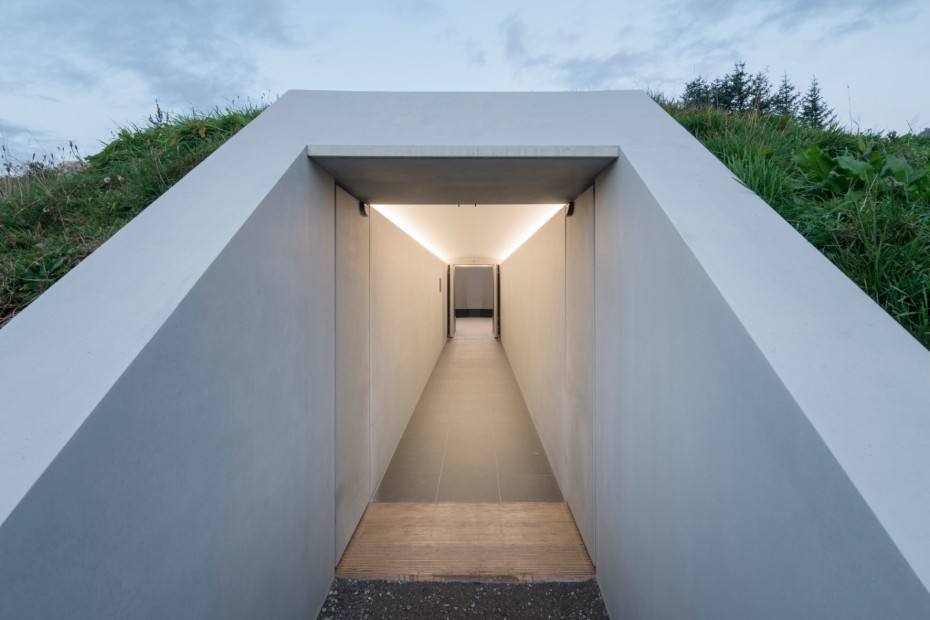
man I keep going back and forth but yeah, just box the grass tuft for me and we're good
[0,100,266,327]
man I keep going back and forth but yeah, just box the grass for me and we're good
[665,104,930,347]
[2,98,929,350]
[0,100,266,327]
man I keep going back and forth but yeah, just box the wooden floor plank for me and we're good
[335,502,595,582]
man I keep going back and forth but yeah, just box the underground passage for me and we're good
[3,92,929,619]
[328,169,602,583]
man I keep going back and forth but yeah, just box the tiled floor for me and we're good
[373,318,563,503]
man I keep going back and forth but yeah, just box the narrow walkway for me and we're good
[373,318,561,503]
[336,318,594,584]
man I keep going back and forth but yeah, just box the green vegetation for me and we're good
[0,101,265,327]
[663,104,930,348]
[668,63,930,347]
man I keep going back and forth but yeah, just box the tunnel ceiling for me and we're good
[372,203,565,261]
[307,145,618,204]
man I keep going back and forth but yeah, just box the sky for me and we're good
[1,0,928,163]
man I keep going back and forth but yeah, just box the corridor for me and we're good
[337,318,592,582]
[373,318,562,503]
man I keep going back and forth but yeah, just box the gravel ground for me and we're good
[317,578,610,619]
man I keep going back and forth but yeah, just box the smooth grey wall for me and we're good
[0,154,335,619]
[334,186,370,561]
[369,209,446,494]
[565,186,595,560]
[500,210,568,489]
[593,152,930,619]
[454,265,494,310]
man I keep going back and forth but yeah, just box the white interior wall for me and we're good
[500,208,568,490]
[565,186,595,560]
[334,187,370,561]
[369,209,447,494]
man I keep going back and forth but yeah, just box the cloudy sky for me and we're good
[1,0,927,162]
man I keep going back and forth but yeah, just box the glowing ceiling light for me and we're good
[497,203,565,260]
[371,203,565,263]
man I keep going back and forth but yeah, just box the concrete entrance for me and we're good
[3,92,929,619]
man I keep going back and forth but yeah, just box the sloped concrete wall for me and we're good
[594,141,930,618]
[0,153,335,619]
[369,209,446,494]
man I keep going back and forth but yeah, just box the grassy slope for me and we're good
[0,103,265,327]
[2,102,929,349]
[666,105,930,348]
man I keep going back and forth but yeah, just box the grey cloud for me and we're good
[828,17,873,38]
[549,50,649,90]
[468,49,487,66]
[650,0,920,61]
[492,12,671,91]
[672,0,742,25]
[3,0,296,110]
[0,118,57,163]
[499,14,526,61]
[622,0,923,94]
[492,6,740,91]
[759,0,918,34]
[0,119,50,142]
[392,0,444,19]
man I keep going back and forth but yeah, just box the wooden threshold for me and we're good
[335,502,594,582]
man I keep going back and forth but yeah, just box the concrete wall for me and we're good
[0,152,335,619]
[334,187,369,561]
[454,265,494,310]
[565,186,595,560]
[3,90,930,619]
[501,195,595,563]
[500,209,567,489]
[593,145,930,618]
[369,209,446,493]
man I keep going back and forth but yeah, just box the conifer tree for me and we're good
[749,70,773,114]
[711,62,752,112]
[710,76,727,109]
[682,76,713,108]
[719,62,751,112]
[800,77,836,128]
[771,72,799,117]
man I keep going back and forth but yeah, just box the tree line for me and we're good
[681,62,836,129]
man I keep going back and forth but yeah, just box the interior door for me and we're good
[492,264,500,338]
[447,264,456,338]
